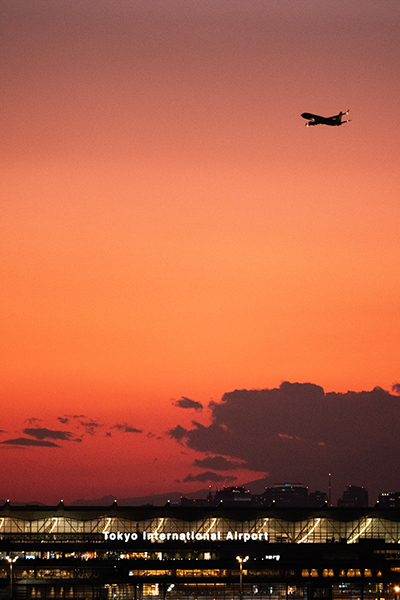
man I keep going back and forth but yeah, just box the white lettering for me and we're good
[104,529,268,544]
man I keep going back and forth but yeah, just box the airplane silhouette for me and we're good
[301,110,351,127]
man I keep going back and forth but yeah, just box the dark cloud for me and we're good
[23,428,73,441]
[58,417,69,424]
[392,383,400,395]
[113,423,142,433]
[168,425,188,441]
[170,382,400,502]
[193,456,246,471]
[1,438,60,447]
[80,421,99,435]
[175,397,203,410]
[183,472,237,483]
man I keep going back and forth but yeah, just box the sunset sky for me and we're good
[2,0,400,505]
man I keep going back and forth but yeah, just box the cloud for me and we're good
[392,383,400,395]
[80,421,99,435]
[193,456,247,471]
[3,414,130,448]
[23,428,74,441]
[168,425,188,441]
[174,397,203,410]
[183,472,237,483]
[113,423,142,433]
[1,438,60,447]
[169,382,400,501]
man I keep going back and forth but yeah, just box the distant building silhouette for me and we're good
[377,491,400,507]
[180,496,211,507]
[308,490,328,507]
[214,486,253,505]
[180,486,213,507]
[337,485,368,507]
[178,481,376,508]
[263,483,308,507]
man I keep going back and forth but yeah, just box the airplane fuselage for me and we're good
[301,110,350,127]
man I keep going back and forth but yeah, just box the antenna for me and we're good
[328,473,332,507]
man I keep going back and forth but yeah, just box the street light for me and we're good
[6,556,18,599]
[394,585,400,600]
[236,556,249,600]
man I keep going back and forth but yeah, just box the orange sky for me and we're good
[1,0,400,504]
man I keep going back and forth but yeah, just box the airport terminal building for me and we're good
[1,503,400,600]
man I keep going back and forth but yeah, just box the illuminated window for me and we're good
[143,584,159,596]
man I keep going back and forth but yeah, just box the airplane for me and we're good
[301,110,351,127]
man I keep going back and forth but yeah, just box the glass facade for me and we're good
[1,505,400,600]
[1,513,400,544]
